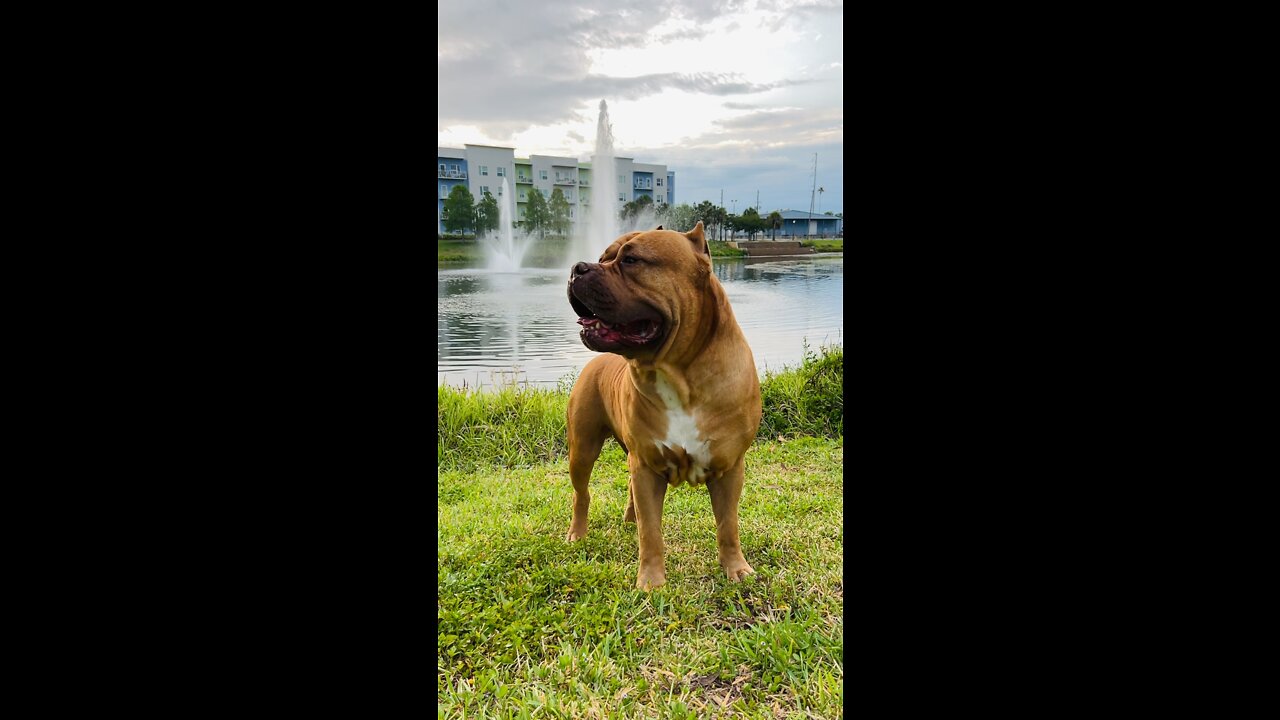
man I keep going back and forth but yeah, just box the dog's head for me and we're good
[567,221,711,357]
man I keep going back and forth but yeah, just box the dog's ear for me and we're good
[685,221,709,256]
[655,225,663,230]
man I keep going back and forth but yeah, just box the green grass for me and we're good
[759,343,843,439]
[800,239,843,252]
[438,436,844,719]
[709,241,747,258]
[442,237,754,263]
[438,344,844,716]
[440,236,575,266]
[438,345,843,472]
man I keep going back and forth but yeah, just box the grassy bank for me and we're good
[801,239,843,252]
[709,240,747,258]
[442,237,751,264]
[439,235,574,266]
[438,345,842,472]
[438,435,843,718]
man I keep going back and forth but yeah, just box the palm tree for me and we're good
[817,186,825,214]
[768,211,783,241]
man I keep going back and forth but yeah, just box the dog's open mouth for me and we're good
[570,292,663,349]
[577,315,662,344]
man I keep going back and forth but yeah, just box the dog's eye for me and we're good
[621,256,639,265]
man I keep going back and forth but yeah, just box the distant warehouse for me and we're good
[776,210,843,238]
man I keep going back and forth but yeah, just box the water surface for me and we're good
[438,256,843,389]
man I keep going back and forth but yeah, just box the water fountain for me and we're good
[477,100,621,273]
[571,99,621,266]
[480,177,536,272]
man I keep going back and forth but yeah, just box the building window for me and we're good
[618,194,625,201]
[438,164,445,174]
[618,175,624,186]
[480,166,488,176]
[497,186,503,196]
[657,178,662,186]
[441,184,448,198]
[497,167,505,176]
[450,164,459,172]
[570,207,575,219]
[481,186,490,195]
[540,170,548,180]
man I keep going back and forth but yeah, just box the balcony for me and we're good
[634,180,652,189]
[554,176,578,185]
[579,178,589,186]
[516,175,532,184]
[438,169,468,179]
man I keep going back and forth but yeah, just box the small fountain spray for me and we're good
[482,177,534,272]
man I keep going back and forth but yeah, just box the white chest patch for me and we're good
[653,376,711,484]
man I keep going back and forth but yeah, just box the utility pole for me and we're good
[755,189,759,212]
[808,154,818,238]
[720,189,724,242]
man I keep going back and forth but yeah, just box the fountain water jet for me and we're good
[569,100,621,266]
[481,177,535,272]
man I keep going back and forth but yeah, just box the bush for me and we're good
[758,342,843,439]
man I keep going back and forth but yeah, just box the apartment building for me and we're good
[437,144,674,234]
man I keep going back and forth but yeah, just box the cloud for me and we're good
[438,0,843,211]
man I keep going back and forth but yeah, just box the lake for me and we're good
[438,255,843,389]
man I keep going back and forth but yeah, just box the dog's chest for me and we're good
[651,376,713,486]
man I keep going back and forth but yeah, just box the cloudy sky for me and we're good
[438,0,843,216]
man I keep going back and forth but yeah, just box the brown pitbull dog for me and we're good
[565,221,761,590]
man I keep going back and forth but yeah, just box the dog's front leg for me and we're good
[629,455,668,590]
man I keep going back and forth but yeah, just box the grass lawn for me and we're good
[440,236,575,266]
[438,436,844,719]
[440,237,752,264]
[801,239,843,252]
[709,240,747,258]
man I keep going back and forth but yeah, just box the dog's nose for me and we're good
[573,262,592,276]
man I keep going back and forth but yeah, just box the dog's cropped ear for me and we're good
[685,221,709,256]
[656,225,663,230]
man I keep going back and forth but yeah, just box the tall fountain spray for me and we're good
[571,100,621,265]
[483,177,532,272]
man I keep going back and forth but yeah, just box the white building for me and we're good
[437,144,674,234]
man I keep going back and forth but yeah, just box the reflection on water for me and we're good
[439,256,843,389]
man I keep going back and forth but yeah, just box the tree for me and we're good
[620,194,653,223]
[442,184,476,235]
[740,207,763,241]
[666,203,697,232]
[476,191,500,236]
[548,188,571,236]
[768,211,783,241]
[653,201,671,224]
[693,200,724,241]
[524,188,549,238]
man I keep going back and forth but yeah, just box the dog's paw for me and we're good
[723,562,755,583]
[635,567,666,590]
[565,527,587,542]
